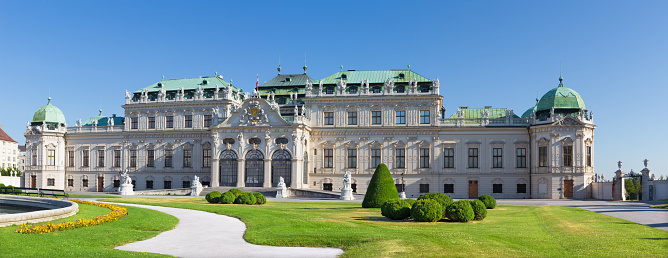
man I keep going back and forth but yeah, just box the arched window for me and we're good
[245,150,264,187]
[220,150,238,186]
[271,150,292,187]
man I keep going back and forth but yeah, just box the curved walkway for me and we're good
[114,203,343,257]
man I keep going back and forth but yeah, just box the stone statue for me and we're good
[301,105,306,116]
[644,159,649,168]
[618,160,622,169]
[294,105,299,116]
[276,176,288,198]
[343,171,351,187]
[118,169,135,195]
[340,171,355,200]
[190,175,203,196]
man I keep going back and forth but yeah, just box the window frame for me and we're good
[184,115,193,128]
[97,149,105,167]
[586,146,592,167]
[165,149,173,168]
[347,111,357,125]
[83,150,90,167]
[492,148,503,168]
[203,149,211,168]
[517,183,527,193]
[147,149,155,167]
[539,146,548,167]
[563,146,573,167]
[493,184,503,193]
[419,148,430,168]
[395,148,405,168]
[113,150,121,167]
[468,148,479,168]
[204,114,212,127]
[324,112,334,125]
[443,148,454,168]
[166,115,174,129]
[371,148,381,169]
[396,110,406,124]
[131,117,138,129]
[419,184,430,193]
[148,116,155,129]
[323,148,333,168]
[347,149,357,169]
[371,111,381,125]
[68,150,75,167]
[130,150,137,168]
[516,148,527,168]
[444,183,454,193]
[420,110,430,124]
[183,149,192,168]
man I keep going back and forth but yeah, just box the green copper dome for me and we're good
[536,78,586,112]
[82,109,124,126]
[32,98,67,126]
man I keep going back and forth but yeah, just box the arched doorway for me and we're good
[245,150,264,187]
[271,150,292,187]
[219,150,238,186]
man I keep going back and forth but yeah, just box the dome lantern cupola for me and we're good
[32,97,67,127]
[534,76,586,120]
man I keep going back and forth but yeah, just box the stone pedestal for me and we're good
[276,186,288,198]
[399,191,407,199]
[190,184,203,196]
[641,167,651,201]
[613,169,626,201]
[118,183,134,195]
[340,187,354,200]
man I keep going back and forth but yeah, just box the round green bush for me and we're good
[227,188,244,197]
[362,164,399,208]
[477,194,497,209]
[205,191,222,203]
[445,200,475,222]
[418,193,453,217]
[381,199,415,220]
[234,193,257,205]
[410,199,443,222]
[220,191,236,204]
[253,192,267,205]
[469,199,487,220]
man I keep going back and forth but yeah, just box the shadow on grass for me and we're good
[351,216,464,223]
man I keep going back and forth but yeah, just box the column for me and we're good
[236,159,245,188]
[291,158,299,188]
[211,158,220,187]
[263,158,272,188]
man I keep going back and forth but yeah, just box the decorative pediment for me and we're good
[417,140,431,148]
[516,178,528,184]
[368,140,382,148]
[553,116,584,126]
[561,137,574,145]
[584,138,593,144]
[202,141,211,149]
[537,137,549,145]
[440,141,456,148]
[320,140,335,148]
[213,97,295,128]
[182,142,193,149]
[392,140,406,148]
[344,141,359,149]
[442,178,455,184]
[492,178,504,184]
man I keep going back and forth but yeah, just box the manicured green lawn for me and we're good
[650,204,668,209]
[103,198,668,257]
[66,194,121,199]
[0,201,178,257]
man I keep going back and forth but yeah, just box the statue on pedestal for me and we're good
[276,176,288,198]
[118,169,134,195]
[340,171,355,200]
[190,175,203,196]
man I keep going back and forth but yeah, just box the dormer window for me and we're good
[157,83,163,87]
[202,80,208,85]
[399,73,405,79]
[420,85,430,92]
[341,74,347,80]
[285,77,291,82]
[223,138,235,145]
[275,138,289,144]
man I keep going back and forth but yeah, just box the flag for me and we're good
[256,74,259,91]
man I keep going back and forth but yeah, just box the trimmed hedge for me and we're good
[410,199,443,222]
[227,188,244,197]
[220,191,236,204]
[205,191,222,203]
[469,199,487,220]
[417,193,453,217]
[362,164,399,208]
[381,199,416,220]
[234,193,257,205]
[253,192,267,205]
[445,200,475,222]
[477,195,497,209]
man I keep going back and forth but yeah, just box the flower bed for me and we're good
[14,199,128,234]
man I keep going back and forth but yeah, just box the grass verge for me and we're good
[66,194,121,199]
[102,198,668,257]
[650,204,668,209]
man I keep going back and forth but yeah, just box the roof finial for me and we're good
[340,65,343,72]
[303,53,308,74]
[47,97,51,104]
[407,64,411,70]
[99,109,103,116]
[162,75,165,80]
[277,56,282,75]
[215,71,218,76]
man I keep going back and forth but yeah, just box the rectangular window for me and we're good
[443,148,454,168]
[164,181,172,189]
[372,111,381,124]
[419,184,430,193]
[47,150,55,166]
[396,111,406,124]
[517,184,527,193]
[324,112,334,125]
[396,183,406,192]
[68,178,74,187]
[371,149,381,169]
[32,150,37,166]
[468,148,479,168]
[493,148,503,168]
[166,116,174,128]
[420,148,429,168]
[563,146,573,167]
[146,180,154,189]
[395,148,405,168]
[83,150,89,167]
[113,179,120,188]
[493,184,503,193]
[347,149,357,168]
[539,146,548,167]
[204,115,212,127]
[444,184,454,193]
[326,87,334,94]
[47,178,55,186]
[516,148,527,168]
[82,179,89,188]
[183,181,191,188]
[185,115,193,128]
[323,149,333,168]
[148,116,155,129]
[68,150,74,167]
[147,149,155,167]
[114,150,121,167]
[183,150,192,167]
[586,146,592,167]
[203,149,211,168]
[131,117,138,129]
[97,150,105,167]
[420,110,430,124]
[348,111,357,125]
[130,150,137,167]
[165,149,173,167]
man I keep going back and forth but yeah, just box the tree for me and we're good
[362,164,399,208]
[660,175,665,181]
[624,178,636,200]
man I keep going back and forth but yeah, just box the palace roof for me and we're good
[319,69,432,84]
[32,98,67,126]
[536,77,586,112]
[134,75,237,94]
[448,107,520,119]
[82,110,125,126]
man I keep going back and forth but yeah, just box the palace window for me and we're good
[323,148,333,168]
[275,138,288,144]
[420,110,430,124]
[468,148,479,168]
[114,179,120,188]
[396,86,405,93]
[185,115,193,128]
[183,149,192,168]
[148,116,155,129]
[372,87,381,93]
[82,178,89,188]
[47,178,55,186]
[68,178,74,187]
[420,184,430,193]
[371,149,381,169]
[204,115,212,127]
[47,150,55,166]
[349,87,357,94]
[131,117,138,129]
[395,148,405,168]
[492,148,503,168]
[164,180,172,189]
[324,112,334,125]
[493,184,503,193]
[130,150,137,167]
[396,183,406,192]
[326,87,334,94]
[347,149,357,168]
[98,150,105,167]
[516,148,527,168]
[83,150,89,167]
[443,148,454,168]
[146,180,154,189]
[372,111,381,124]
[31,151,36,166]
[348,111,357,125]
[563,146,573,167]
[165,149,173,167]
[323,183,333,191]
[539,146,548,167]
[517,184,527,193]
[147,149,154,167]
[420,148,429,168]
[166,116,174,128]
[421,85,430,92]
[203,149,211,168]
[183,181,191,188]
[113,150,121,167]
[586,146,592,167]
[444,184,454,193]
[396,111,406,124]
[68,150,74,167]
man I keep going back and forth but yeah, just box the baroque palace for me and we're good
[24,66,595,199]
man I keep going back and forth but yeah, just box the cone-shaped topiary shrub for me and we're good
[205,191,222,203]
[469,199,487,220]
[417,193,453,217]
[362,164,399,208]
[381,199,416,220]
[253,192,267,205]
[227,188,244,197]
[445,200,475,222]
[477,194,497,209]
[410,199,443,222]
[234,192,257,205]
[220,191,236,204]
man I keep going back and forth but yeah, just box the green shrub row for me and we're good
[205,189,267,205]
[380,194,495,223]
[0,184,22,194]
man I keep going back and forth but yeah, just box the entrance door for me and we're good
[245,150,264,187]
[219,150,238,186]
[30,175,36,188]
[468,180,478,199]
[564,180,574,198]
[97,177,104,192]
[271,150,292,187]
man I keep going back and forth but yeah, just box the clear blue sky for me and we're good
[1,1,666,179]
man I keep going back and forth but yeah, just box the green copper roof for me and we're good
[319,69,432,84]
[32,98,67,125]
[82,110,124,126]
[448,108,519,119]
[521,105,537,118]
[536,79,586,112]
[135,75,236,93]
[258,74,316,88]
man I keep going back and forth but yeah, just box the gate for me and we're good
[219,150,238,186]
[245,150,264,187]
[97,176,104,192]
[31,175,36,188]
[271,150,292,187]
